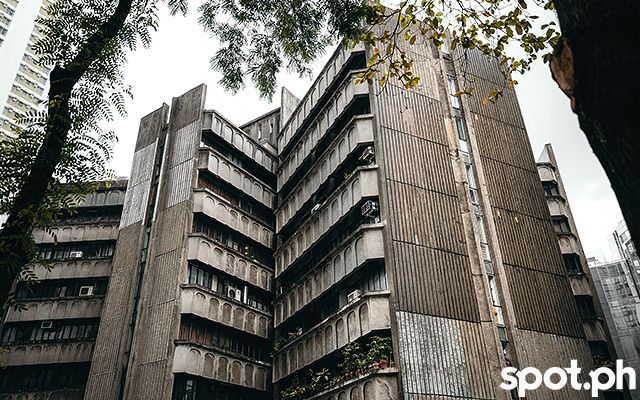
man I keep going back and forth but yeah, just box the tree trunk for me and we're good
[551,0,640,254]
[0,0,134,311]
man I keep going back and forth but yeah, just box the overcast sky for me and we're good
[100,6,623,260]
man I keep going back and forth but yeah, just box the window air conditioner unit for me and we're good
[311,203,322,213]
[361,200,379,217]
[41,321,53,330]
[69,251,83,258]
[347,289,362,304]
[79,286,94,296]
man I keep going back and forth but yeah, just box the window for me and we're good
[542,181,560,197]
[575,296,597,319]
[178,318,269,362]
[186,263,271,313]
[454,109,466,141]
[2,318,99,344]
[552,217,571,233]
[15,278,108,299]
[0,363,90,391]
[39,241,115,260]
[563,253,583,273]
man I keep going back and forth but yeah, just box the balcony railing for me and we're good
[5,297,104,323]
[202,110,276,173]
[278,72,369,190]
[33,222,120,244]
[275,167,380,278]
[198,148,275,208]
[29,259,112,281]
[275,224,385,325]
[173,343,270,392]
[187,235,273,292]
[277,44,365,155]
[193,190,274,249]
[2,341,94,366]
[273,292,390,381]
[181,285,271,339]
[276,116,374,231]
[303,368,399,400]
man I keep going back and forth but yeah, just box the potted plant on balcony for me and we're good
[367,336,393,369]
[339,341,363,379]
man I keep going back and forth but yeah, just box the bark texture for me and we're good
[551,0,640,252]
[0,0,134,310]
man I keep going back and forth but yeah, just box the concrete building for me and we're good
[537,144,625,399]
[0,180,127,398]
[0,0,51,140]
[590,260,640,400]
[2,33,598,400]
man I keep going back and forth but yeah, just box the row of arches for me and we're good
[78,189,125,208]
[277,45,359,157]
[6,342,92,366]
[276,175,363,276]
[9,299,102,322]
[206,111,275,173]
[177,346,269,391]
[33,224,118,244]
[275,234,367,325]
[182,288,271,338]
[197,193,273,248]
[200,150,274,208]
[191,238,272,292]
[274,302,372,380]
[277,117,370,230]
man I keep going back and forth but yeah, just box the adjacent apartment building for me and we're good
[2,35,599,400]
[537,144,626,399]
[0,181,127,399]
[0,0,51,140]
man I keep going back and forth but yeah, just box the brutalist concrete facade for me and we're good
[2,34,598,400]
[0,180,127,399]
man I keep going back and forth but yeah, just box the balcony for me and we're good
[197,148,275,208]
[29,259,112,280]
[193,190,273,249]
[273,292,390,381]
[275,224,385,325]
[173,343,270,392]
[275,167,380,278]
[32,222,120,244]
[301,368,398,400]
[5,297,103,322]
[202,110,276,173]
[187,235,273,292]
[181,285,271,339]
[277,44,366,155]
[278,72,370,190]
[2,341,94,366]
[276,116,374,231]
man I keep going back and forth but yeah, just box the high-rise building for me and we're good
[608,220,640,273]
[3,34,599,400]
[537,144,624,399]
[0,0,51,140]
[0,180,127,399]
[590,260,640,400]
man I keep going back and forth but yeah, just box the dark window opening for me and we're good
[563,253,583,274]
[552,217,571,233]
[575,295,597,319]
[542,181,560,197]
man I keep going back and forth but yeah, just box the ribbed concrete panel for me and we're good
[391,242,478,321]
[166,120,199,208]
[514,330,593,400]
[385,181,466,256]
[379,127,456,196]
[396,312,494,400]
[120,141,156,228]
[504,264,584,338]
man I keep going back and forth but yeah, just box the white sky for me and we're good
[100,5,623,260]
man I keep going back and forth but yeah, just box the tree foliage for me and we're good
[1,0,636,310]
